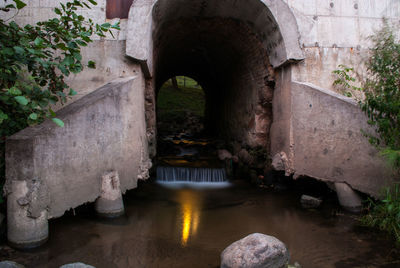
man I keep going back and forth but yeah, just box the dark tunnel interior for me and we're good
[154,17,275,149]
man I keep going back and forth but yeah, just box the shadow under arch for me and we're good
[126,0,304,75]
[126,0,304,159]
[156,76,206,137]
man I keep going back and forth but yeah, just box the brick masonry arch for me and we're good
[125,0,304,77]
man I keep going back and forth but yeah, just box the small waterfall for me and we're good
[157,166,227,182]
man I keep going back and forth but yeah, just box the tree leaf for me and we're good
[52,118,64,127]
[88,60,96,69]
[5,4,16,9]
[0,111,8,124]
[101,22,111,29]
[54,7,62,15]
[14,96,29,106]
[72,52,82,61]
[13,0,26,9]
[49,108,56,117]
[34,37,44,46]
[29,113,38,120]
[69,89,77,96]
[13,46,25,54]
[88,0,97,5]
[8,87,22,96]
[63,55,74,66]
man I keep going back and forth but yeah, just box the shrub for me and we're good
[333,21,400,243]
[361,185,400,243]
[0,0,119,202]
[333,22,400,170]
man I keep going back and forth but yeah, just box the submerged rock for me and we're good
[218,149,233,160]
[59,263,95,268]
[238,149,253,164]
[0,261,25,268]
[221,233,289,268]
[300,195,322,209]
[334,182,362,213]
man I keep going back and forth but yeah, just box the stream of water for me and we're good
[1,180,399,268]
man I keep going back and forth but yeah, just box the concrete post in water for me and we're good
[7,179,49,249]
[95,171,125,218]
[334,182,362,213]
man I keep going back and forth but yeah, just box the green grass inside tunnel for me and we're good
[157,76,205,125]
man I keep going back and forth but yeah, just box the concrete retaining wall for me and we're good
[5,77,151,218]
[271,80,394,197]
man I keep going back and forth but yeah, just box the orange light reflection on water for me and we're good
[171,140,208,146]
[178,190,202,247]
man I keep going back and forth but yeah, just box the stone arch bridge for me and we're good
[2,0,397,248]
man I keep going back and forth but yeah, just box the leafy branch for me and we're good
[0,0,120,201]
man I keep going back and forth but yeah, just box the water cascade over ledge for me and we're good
[156,166,227,182]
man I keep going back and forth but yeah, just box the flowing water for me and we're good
[156,166,227,182]
[1,180,399,268]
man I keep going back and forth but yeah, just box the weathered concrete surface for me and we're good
[7,179,48,248]
[64,41,141,103]
[5,77,151,219]
[286,0,400,91]
[95,171,125,218]
[126,0,304,77]
[270,66,295,176]
[334,182,362,213]
[272,81,394,197]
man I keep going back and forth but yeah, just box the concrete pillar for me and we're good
[334,182,362,213]
[95,171,125,218]
[7,180,48,249]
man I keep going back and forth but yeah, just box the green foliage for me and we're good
[334,22,400,243]
[361,24,400,156]
[0,0,119,138]
[333,22,400,170]
[332,64,362,97]
[361,184,400,243]
[157,78,205,121]
[174,76,201,89]
[0,0,119,202]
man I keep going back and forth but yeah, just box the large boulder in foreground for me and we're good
[0,261,25,268]
[221,233,289,268]
[59,263,95,268]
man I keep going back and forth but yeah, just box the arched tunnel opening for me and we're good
[155,17,275,149]
[157,76,205,137]
[150,0,283,182]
